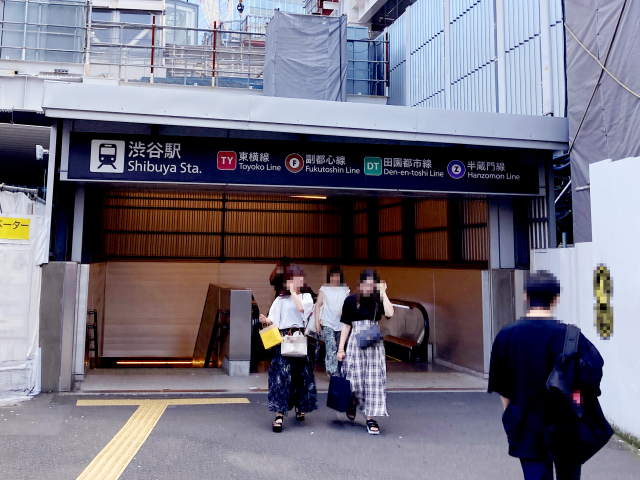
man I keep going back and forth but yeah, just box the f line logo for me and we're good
[285,153,304,173]
[90,140,125,173]
[218,151,237,170]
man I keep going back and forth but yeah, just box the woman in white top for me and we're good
[315,266,350,377]
[259,265,317,432]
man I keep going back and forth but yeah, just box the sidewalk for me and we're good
[1,391,639,480]
[75,362,488,394]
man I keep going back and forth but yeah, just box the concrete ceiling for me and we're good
[0,123,50,188]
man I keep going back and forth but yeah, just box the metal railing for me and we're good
[0,1,389,96]
[348,36,389,97]
[88,19,265,88]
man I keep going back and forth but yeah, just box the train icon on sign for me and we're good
[90,140,125,173]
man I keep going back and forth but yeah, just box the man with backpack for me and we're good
[489,270,612,480]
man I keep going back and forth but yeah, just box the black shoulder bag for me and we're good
[354,301,383,349]
[546,324,613,464]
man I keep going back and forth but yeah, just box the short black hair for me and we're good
[327,265,343,283]
[359,269,380,285]
[525,270,561,309]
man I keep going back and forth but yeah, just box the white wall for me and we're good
[531,156,640,440]
[0,215,44,404]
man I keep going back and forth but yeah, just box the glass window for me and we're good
[0,0,85,62]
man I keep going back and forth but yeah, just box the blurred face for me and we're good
[360,277,376,296]
[330,272,341,286]
[293,275,305,289]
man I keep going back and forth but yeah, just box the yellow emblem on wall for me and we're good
[594,265,613,339]
[0,217,31,240]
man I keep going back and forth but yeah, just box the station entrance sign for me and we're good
[66,133,541,195]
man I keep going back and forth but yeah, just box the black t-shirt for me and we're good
[340,294,383,326]
[488,317,601,460]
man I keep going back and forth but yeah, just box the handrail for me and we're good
[0,7,389,96]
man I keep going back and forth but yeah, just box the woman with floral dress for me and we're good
[260,265,318,432]
[315,266,350,377]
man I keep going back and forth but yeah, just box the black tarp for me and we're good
[565,0,640,242]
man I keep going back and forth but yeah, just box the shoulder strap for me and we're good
[563,324,580,360]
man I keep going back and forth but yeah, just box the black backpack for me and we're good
[546,324,613,464]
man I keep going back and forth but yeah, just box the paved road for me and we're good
[1,392,639,480]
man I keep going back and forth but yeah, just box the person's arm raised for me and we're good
[378,281,394,317]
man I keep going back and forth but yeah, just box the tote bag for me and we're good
[327,365,351,412]
[281,328,308,357]
[259,324,282,350]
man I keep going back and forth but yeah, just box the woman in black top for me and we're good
[337,270,394,434]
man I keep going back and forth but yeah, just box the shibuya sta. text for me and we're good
[127,160,202,175]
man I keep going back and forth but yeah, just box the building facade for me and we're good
[1,2,567,404]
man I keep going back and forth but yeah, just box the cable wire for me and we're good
[564,22,640,100]
[565,0,629,155]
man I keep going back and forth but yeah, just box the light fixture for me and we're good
[291,195,327,200]
[116,361,193,365]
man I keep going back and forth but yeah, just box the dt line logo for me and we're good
[364,157,382,176]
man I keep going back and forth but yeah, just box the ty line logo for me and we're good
[218,151,237,170]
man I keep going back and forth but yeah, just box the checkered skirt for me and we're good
[343,319,388,417]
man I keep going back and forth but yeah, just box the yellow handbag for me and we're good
[259,324,283,350]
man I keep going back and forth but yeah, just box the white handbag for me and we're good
[281,327,308,357]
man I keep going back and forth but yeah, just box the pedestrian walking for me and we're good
[315,266,350,377]
[489,271,610,480]
[337,269,394,435]
[269,256,291,299]
[260,264,318,432]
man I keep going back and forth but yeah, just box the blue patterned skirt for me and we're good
[268,333,318,414]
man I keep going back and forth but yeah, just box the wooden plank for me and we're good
[103,261,329,358]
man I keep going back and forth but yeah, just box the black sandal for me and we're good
[346,397,357,421]
[366,418,380,435]
[272,415,284,432]
[295,408,305,421]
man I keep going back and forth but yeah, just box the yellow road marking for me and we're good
[75,398,249,480]
[77,403,167,480]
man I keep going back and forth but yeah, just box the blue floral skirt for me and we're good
[268,337,318,414]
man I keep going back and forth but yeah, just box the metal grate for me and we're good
[102,189,342,260]
[459,199,489,262]
[101,189,489,267]
[528,196,549,249]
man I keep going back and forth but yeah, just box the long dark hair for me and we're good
[279,264,304,297]
[270,257,291,298]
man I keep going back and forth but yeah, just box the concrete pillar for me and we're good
[39,262,78,392]
[484,198,518,373]
[489,198,516,269]
[223,289,253,377]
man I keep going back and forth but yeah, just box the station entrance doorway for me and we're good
[74,185,501,392]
